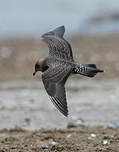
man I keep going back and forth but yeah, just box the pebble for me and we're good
[41,145,49,149]
[90,133,96,138]
[103,140,110,145]
[67,134,71,138]
[51,141,57,145]
[88,133,96,140]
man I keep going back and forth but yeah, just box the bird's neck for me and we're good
[40,59,49,72]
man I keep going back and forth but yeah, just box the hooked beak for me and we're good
[33,71,36,76]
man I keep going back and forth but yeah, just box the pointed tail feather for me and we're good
[74,64,104,78]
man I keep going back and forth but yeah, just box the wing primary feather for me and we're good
[53,96,68,113]
[50,97,67,117]
[54,96,67,109]
[51,97,68,117]
[49,96,68,117]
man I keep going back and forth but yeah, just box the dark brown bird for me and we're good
[33,26,103,117]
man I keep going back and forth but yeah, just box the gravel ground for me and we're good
[0,126,119,152]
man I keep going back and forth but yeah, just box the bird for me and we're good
[33,26,104,117]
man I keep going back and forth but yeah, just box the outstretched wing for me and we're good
[42,65,72,117]
[42,26,73,61]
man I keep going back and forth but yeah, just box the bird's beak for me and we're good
[33,71,36,76]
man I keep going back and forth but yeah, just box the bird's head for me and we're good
[33,59,44,76]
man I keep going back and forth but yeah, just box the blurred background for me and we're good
[0,0,119,130]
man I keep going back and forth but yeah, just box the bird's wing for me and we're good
[42,65,72,117]
[42,26,73,61]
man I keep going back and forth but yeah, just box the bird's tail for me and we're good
[74,64,104,77]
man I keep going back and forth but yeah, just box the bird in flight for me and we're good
[33,26,103,117]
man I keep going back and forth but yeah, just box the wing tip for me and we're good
[60,110,68,117]
[58,25,65,31]
[54,25,65,37]
[64,112,68,117]
[41,25,65,39]
[49,96,68,117]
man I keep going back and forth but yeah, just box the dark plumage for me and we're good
[33,26,104,117]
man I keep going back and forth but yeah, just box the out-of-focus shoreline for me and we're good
[0,34,119,82]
